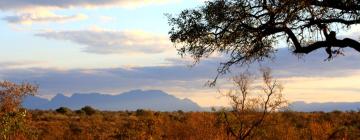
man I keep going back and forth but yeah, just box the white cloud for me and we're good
[3,12,87,24]
[0,0,174,11]
[36,29,172,54]
[0,61,48,69]
[98,16,116,23]
[2,48,360,106]
[0,0,176,24]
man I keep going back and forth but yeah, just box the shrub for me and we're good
[0,81,38,139]
[218,68,287,140]
[55,107,72,114]
[81,106,97,115]
[75,109,86,115]
[135,109,153,116]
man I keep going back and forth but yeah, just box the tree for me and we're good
[0,81,37,113]
[81,106,97,115]
[0,81,38,139]
[56,107,72,114]
[218,68,287,140]
[168,0,360,84]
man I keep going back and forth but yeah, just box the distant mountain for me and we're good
[23,91,360,112]
[204,102,360,112]
[22,90,202,111]
[290,101,360,112]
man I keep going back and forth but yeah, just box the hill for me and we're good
[22,90,202,111]
[290,101,360,112]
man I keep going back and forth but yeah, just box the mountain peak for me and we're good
[23,90,202,111]
[52,93,68,100]
[71,92,102,97]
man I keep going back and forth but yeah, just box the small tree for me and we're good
[56,107,72,114]
[219,68,287,140]
[81,106,97,116]
[0,81,38,139]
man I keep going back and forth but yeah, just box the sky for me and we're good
[0,0,360,107]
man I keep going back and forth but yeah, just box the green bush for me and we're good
[55,107,72,114]
[80,106,97,116]
[75,109,86,115]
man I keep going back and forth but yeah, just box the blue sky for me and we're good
[0,0,201,68]
[1,0,360,107]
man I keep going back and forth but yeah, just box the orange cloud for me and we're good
[36,29,173,54]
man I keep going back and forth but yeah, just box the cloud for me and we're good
[3,12,87,24]
[98,16,116,23]
[1,48,360,105]
[0,64,217,97]
[259,48,360,78]
[0,0,175,24]
[0,0,174,11]
[3,49,358,88]
[0,61,48,69]
[35,30,172,54]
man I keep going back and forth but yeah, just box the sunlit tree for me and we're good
[218,68,287,140]
[0,81,37,139]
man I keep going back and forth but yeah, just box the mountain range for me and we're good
[289,101,360,112]
[22,89,360,112]
[22,90,202,111]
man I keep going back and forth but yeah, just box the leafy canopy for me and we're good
[168,0,360,84]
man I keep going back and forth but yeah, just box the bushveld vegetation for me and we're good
[0,81,37,140]
[15,109,360,140]
[1,71,360,140]
[0,89,360,139]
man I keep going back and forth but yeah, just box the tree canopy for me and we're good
[168,0,360,84]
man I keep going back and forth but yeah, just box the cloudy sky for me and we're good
[1,0,360,107]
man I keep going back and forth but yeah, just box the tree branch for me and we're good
[310,0,360,11]
[293,38,360,54]
[284,27,302,49]
[305,18,360,28]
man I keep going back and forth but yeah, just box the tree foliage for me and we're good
[81,106,97,116]
[56,107,72,114]
[0,81,37,113]
[168,0,360,84]
[0,81,38,139]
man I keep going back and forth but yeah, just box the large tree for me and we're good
[168,0,360,84]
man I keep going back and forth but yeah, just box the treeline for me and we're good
[12,108,360,140]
